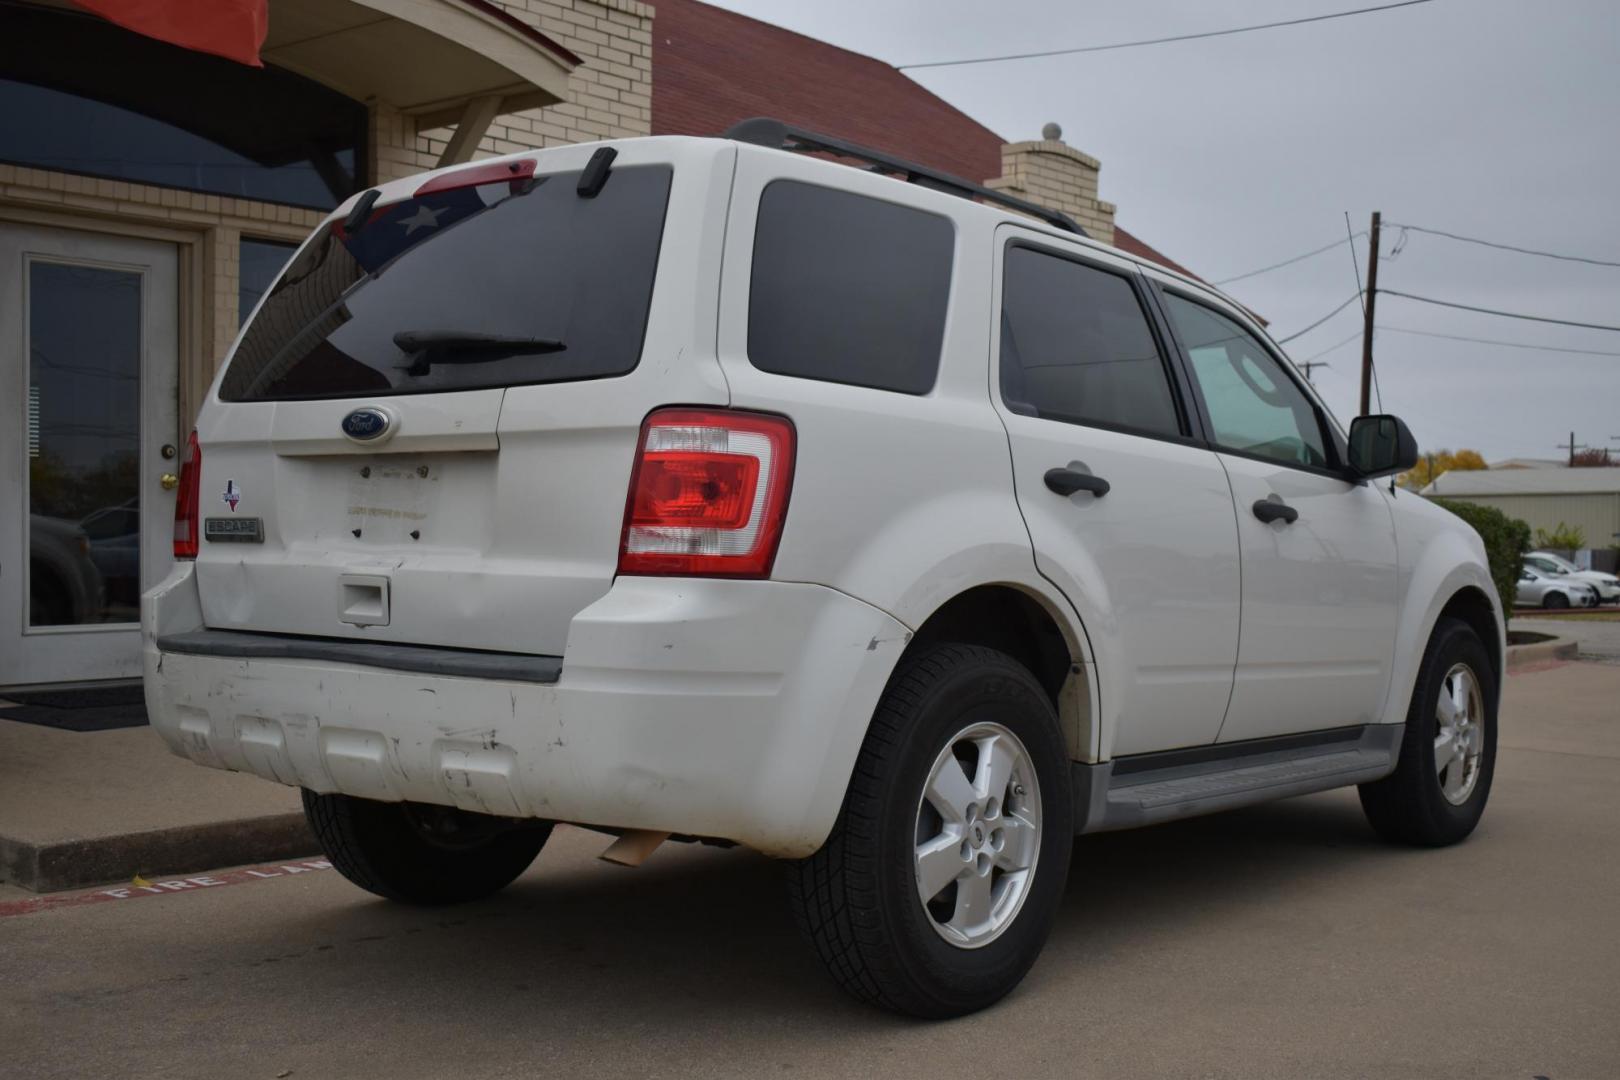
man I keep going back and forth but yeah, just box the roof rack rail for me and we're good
[723,117,1088,239]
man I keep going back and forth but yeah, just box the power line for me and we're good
[1213,233,1365,286]
[897,0,1437,70]
[1385,223,1620,268]
[1380,289,1620,333]
[1378,325,1620,358]
[1274,292,1364,343]
[1297,329,1364,363]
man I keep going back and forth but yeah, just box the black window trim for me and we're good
[996,236,1207,448]
[1149,281,1362,484]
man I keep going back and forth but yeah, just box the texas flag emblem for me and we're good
[222,479,241,512]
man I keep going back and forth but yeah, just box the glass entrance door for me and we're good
[0,223,178,686]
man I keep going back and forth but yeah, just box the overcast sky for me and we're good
[707,0,1620,462]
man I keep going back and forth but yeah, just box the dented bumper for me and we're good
[142,564,909,857]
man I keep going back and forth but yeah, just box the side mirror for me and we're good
[1347,414,1418,479]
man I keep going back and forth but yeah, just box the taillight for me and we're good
[618,408,795,578]
[172,429,201,559]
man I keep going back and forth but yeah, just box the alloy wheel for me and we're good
[1434,662,1484,806]
[913,721,1042,949]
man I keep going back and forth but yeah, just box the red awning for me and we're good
[71,0,268,67]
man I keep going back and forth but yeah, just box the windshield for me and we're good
[220,164,672,402]
[1534,553,1579,574]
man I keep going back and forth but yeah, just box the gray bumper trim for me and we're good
[155,629,563,684]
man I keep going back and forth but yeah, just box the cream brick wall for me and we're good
[986,138,1117,247]
[372,0,655,183]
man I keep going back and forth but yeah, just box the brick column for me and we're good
[985,124,1116,247]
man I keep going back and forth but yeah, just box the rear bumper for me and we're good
[142,564,910,858]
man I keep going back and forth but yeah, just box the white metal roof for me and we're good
[1421,469,1620,497]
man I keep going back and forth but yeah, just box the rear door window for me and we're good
[219,164,673,402]
[999,245,1184,439]
[747,180,953,395]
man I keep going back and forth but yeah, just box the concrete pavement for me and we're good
[3,660,1617,1079]
[0,714,314,892]
[1512,614,1620,664]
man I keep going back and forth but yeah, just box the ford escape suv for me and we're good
[145,120,1503,1019]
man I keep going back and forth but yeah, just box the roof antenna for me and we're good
[577,145,617,198]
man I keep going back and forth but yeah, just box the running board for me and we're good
[1073,725,1402,834]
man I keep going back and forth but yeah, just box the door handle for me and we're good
[1044,468,1110,497]
[1252,498,1298,525]
[159,473,179,491]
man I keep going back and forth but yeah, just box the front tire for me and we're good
[1543,591,1570,610]
[303,791,551,905]
[788,643,1073,1018]
[1358,617,1496,846]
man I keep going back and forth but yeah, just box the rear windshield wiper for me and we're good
[394,330,566,354]
[393,329,566,373]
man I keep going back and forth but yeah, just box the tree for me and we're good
[1432,500,1531,609]
[1534,522,1586,551]
[1570,448,1617,467]
[1398,448,1488,490]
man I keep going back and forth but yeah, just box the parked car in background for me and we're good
[29,514,104,626]
[1515,566,1599,609]
[144,125,1505,1019]
[1524,551,1620,604]
[81,497,141,613]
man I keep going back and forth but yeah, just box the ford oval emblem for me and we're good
[341,407,392,441]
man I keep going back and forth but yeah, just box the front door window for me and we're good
[1160,292,1330,470]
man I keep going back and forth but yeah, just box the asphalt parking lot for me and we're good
[4,659,1618,1080]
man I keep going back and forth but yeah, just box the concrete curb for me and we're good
[0,813,317,894]
[1505,635,1578,670]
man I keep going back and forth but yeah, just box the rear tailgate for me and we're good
[194,138,735,656]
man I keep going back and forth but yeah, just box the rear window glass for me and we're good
[219,164,672,402]
[999,246,1183,439]
[747,180,953,395]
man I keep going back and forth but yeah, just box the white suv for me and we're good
[144,121,1504,1018]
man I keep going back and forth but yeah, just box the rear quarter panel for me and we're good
[715,148,1099,752]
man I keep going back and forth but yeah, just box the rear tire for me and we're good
[788,643,1073,1018]
[302,791,550,905]
[1358,617,1496,846]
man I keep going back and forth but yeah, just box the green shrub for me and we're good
[1533,522,1585,550]
[1432,499,1531,607]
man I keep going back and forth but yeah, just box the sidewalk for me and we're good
[0,699,314,893]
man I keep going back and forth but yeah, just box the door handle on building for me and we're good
[159,473,179,491]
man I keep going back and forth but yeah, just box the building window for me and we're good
[0,5,366,210]
[239,239,298,327]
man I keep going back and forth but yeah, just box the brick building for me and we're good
[0,0,1199,688]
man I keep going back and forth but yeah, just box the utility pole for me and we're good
[1558,431,1588,466]
[1359,210,1381,416]
[1299,360,1330,385]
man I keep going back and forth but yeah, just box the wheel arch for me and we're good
[1383,543,1506,726]
[899,582,1097,762]
[1438,585,1503,692]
